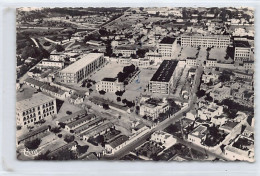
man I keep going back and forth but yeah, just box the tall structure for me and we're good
[16,93,57,127]
[149,60,178,94]
[96,77,124,92]
[158,37,176,59]
[234,40,251,62]
[181,34,230,48]
[59,53,105,83]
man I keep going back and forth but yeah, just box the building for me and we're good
[243,61,254,70]
[40,84,70,100]
[205,58,217,67]
[74,117,104,135]
[40,59,64,68]
[16,93,57,127]
[96,78,124,92]
[47,141,78,159]
[150,131,177,148]
[105,135,129,155]
[65,114,96,132]
[158,37,176,59]
[149,60,178,94]
[113,46,137,57]
[17,125,49,145]
[82,122,114,140]
[234,40,251,62]
[186,57,197,66]
[181,34,230,48]
[224,135,254,162]
[210,85,231,102]
[187,125,207,145]
[59,53,105,83]
[197,102,223,121]
[139,97,169,121]
[24,77,46,90]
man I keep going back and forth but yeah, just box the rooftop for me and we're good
[16,93,54,112]
[107,135,129,148]
[17,125,49,142]
[102,77,117,82]
[150,60,178,82]
[24,77,46,88]
[41,84,66,95]
[66,114,95,129]
[82,122,114,138]
[234,40,250,48]
[221,121,239,131]
[189,125,207,139]
[60,53,103,74]
[160,37,176,44]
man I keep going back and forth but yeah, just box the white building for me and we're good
[181,34,230,48]
[59,53,105,83]
[139,97,169,121]
[40,59,64,68]
[150,131,177,148]
[158,37,176,59]
[96,78,124,92]
[16,93,57,127]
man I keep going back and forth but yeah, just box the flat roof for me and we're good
[160,37,176,44]
[60,53,103,74]
[102,77,117,82]
[16,93,54,112]
[150,60,178,82]
[234,40,250,47]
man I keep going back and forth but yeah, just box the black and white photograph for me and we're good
[15,7,255,162]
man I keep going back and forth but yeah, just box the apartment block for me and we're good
[59,53,105,83]
[16,93,57,127]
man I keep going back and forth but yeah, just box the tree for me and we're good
[77,145,89,155]
[64,135,75,143]
[66,111,72,115]
[24,138,41,150]
[51,126,61,135]
[117,97,121,102]
[196,90,206,98]
[55,44,64,52]
[115,90,125,96]
[43,41,51,46]
[136,49,147,58]
[130,54,137,59]
[99,90,106,95]
[103,103,110,110]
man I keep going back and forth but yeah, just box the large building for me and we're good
[96,77,124,92]
[234,40,251,62]
[59,53,105,83]
[149,60,178,94]
[181,34,230,48]
[16,93,57,127]
[158,37,176,59]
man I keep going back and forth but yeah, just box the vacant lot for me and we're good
[90,62,124,82]
[123,68,157,101]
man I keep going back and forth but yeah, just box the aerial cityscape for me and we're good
[16,7,254,161]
